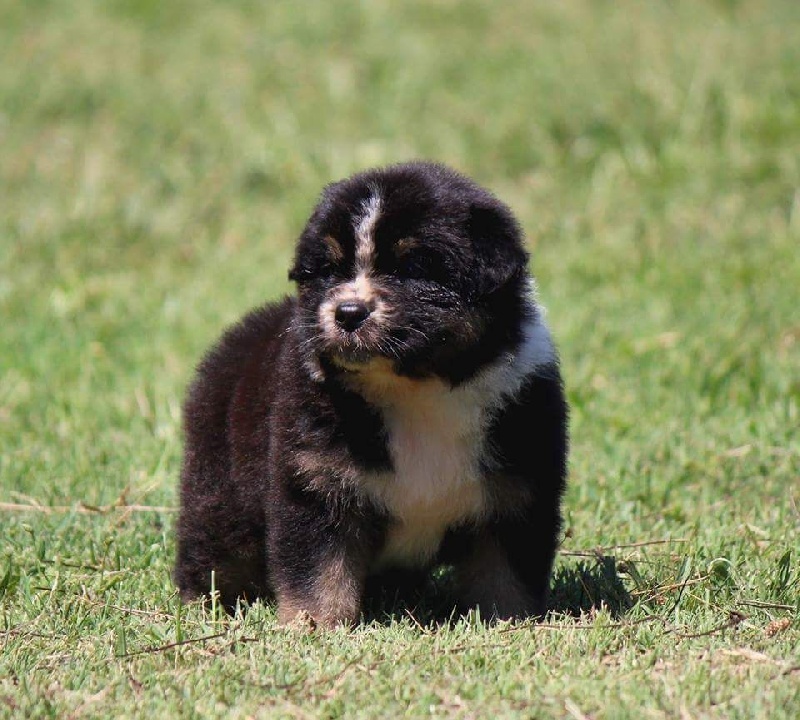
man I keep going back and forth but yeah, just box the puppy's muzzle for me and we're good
[335,300,371,332]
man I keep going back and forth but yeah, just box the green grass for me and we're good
[2,0,799,717]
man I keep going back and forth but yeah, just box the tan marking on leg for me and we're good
[275,553,364,630]
[312,552,363,628]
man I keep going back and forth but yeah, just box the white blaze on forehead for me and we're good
[354,192,381,272]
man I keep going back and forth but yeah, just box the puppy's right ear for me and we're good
[468,200,529,297]
[288,262,317,283]
[288,183,343,284]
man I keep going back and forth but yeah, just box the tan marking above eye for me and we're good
[322,235,344,262]
[394,237,419,255]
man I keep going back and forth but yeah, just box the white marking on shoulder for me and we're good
[354,192,381,272]
[357,298,556,568]
[478,307,556,410]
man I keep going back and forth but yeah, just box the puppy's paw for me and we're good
[276,601,358,631]
[278,607,318,632]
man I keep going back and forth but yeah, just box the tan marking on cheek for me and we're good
[368,299,390,329]
[319,297,339,338]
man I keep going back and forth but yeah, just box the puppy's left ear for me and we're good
[468,201,529,297]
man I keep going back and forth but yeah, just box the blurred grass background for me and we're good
[1,1,799,717]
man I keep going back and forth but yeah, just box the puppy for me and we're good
[174,162,568,627]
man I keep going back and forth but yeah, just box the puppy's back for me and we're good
[175,297,294,607]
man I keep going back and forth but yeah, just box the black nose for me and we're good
[335,300,371,331]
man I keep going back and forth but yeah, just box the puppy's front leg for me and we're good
[268,489,378,629]
[454,512,560,620]
[274,550,366,629]
[454,532,538,621]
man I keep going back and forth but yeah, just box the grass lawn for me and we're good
[1,0,799,717]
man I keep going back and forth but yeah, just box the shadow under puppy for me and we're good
[175,162,568,627]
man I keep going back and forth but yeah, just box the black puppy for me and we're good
[174,162,568,627]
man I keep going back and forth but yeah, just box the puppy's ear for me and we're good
[468,201,529,296]
[288,182,343,284]
[288,252,306,281]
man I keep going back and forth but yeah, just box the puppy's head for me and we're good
[289,162,531,384]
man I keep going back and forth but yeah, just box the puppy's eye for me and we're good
[288,265,316,282]
[289,236,345,283]
[392,238,433,278]
[395,252,446,282]
[289,262,336,283]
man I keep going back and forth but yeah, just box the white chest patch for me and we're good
[353,311,556,569]
[370,376,488,566]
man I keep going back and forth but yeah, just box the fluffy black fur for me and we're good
[175,162,568,626]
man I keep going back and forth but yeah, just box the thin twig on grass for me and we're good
[404,608,430,633]
[561,538,687,558]
[76,595,177,620]
[438,639,518,655]
[276,654,368,691]
[117,630,229,658]
[738,599,796,611]
[2,627,62,640]
[41,559,107,572]
[433,617,668,657]
[0,502,176,514]
[564,697,593,720]
[528,615,662,632]
[633,575,709,602]
[664,611,747,640]
[665,567,697,616]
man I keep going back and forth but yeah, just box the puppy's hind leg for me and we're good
[175,514,268,612]
[174,458,269,612]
